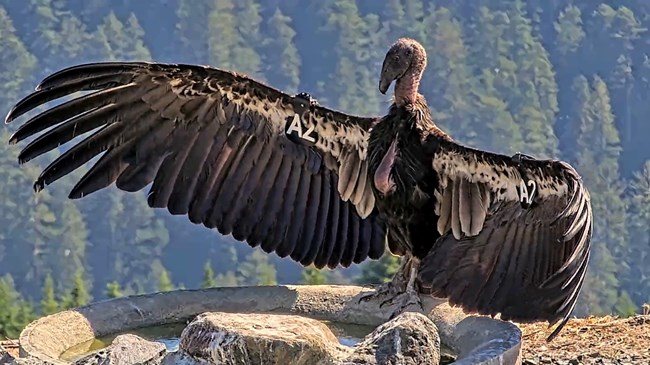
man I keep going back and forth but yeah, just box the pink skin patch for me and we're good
[374,138,398,195]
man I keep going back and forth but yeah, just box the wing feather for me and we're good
[421,139,593,341]
[5,61,386,269]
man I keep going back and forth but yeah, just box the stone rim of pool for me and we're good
[17,285,523,364]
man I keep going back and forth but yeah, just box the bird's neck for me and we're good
[394,65,424,106]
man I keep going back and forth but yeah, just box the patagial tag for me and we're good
[518,179,537,207]
[285,114,317,143]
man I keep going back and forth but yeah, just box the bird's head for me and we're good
[379,38,427,95]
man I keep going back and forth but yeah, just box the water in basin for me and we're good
[59,320,375,362]
[59,319,456,364]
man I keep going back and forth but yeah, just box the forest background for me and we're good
[0,0,648,339]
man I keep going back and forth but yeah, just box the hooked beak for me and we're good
[379,77,392,95]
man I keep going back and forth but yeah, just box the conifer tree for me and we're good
[201,260,217,289]
[571,75,628,315]
[61,270,91,309]
[214,271,240,287]
[317,0,385,115]
[301,266,329,285]
[419,6,474,139]
[105,281,123,299]
[463,6,523,154]
[94,12,152,61]
[356,255,400,285]
[261,7,301,93]
[238,250,277,286]
[51,201,90,295]
[554,5,585,58]
[0,6,38,114]
[40,273,59,315]
[0,275,34,339]
[158,268,174,292]
[24,0,97,70]
[623,160,650,307]
[207,0,263,79]
[175,0,212,63]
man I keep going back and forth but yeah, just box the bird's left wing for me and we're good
[418,138,592,341]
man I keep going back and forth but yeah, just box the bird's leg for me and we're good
[380,257,424,319]
[358,255,411,303]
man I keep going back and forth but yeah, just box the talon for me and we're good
[380,297,394,308]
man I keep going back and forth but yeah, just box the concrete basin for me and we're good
[18,285,522,364]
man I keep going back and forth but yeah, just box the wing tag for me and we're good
[285,114,317,143]
[518,179,537,208]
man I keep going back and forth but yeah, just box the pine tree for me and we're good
[238,250,277,286]
[105,281,123,299]
[419,6,474,139]
[463,6,523,153]
[158,268,174,292]
[261,7,301,93]
[554,5,585,58]
[94,12,152,61]
[494,1,560,158]
[175,0,212,63]
[207,0,263,79]
[201,260,217,289]
[62,270,91,309]
[571,75,627,316]
[0,275,34,339]
[51,201,90,296]
[0,6,38,114]
[356,255,400,284]
[623,161,650,307]
[24,0,97,70]
[301,266,328,285]
[40,273,59,315]
[214,271,240,287]
[317,0,385,115]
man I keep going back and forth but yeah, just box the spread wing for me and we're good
[4,62,386,269]
[418,139,592,340]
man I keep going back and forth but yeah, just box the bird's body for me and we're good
[368,96,441,260]
[4,37,592,341]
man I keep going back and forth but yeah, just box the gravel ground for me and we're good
[519,315,650,365]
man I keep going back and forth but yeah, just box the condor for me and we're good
[5,38,592,341]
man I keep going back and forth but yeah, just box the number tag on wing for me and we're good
[518,179,537,208]
[285,113,317,145]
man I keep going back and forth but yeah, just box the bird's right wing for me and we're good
[5,62,386,269]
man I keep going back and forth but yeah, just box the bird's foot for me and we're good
[381,284,424,320]
[358,280,404,304]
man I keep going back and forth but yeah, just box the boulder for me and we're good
[161,311,440,365]
[349,312,440,365]
[164,312,346,365]
[72,334,166,365]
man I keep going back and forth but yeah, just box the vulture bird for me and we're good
[4,38,592,341]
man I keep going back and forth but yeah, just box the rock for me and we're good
[72,334,166,365]
[349,312,440,365]
[166,312,346,365]
[162,311,440,365]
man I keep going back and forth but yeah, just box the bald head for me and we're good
[379,38,427,95]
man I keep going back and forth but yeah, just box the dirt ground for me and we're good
[519,315,650,364]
